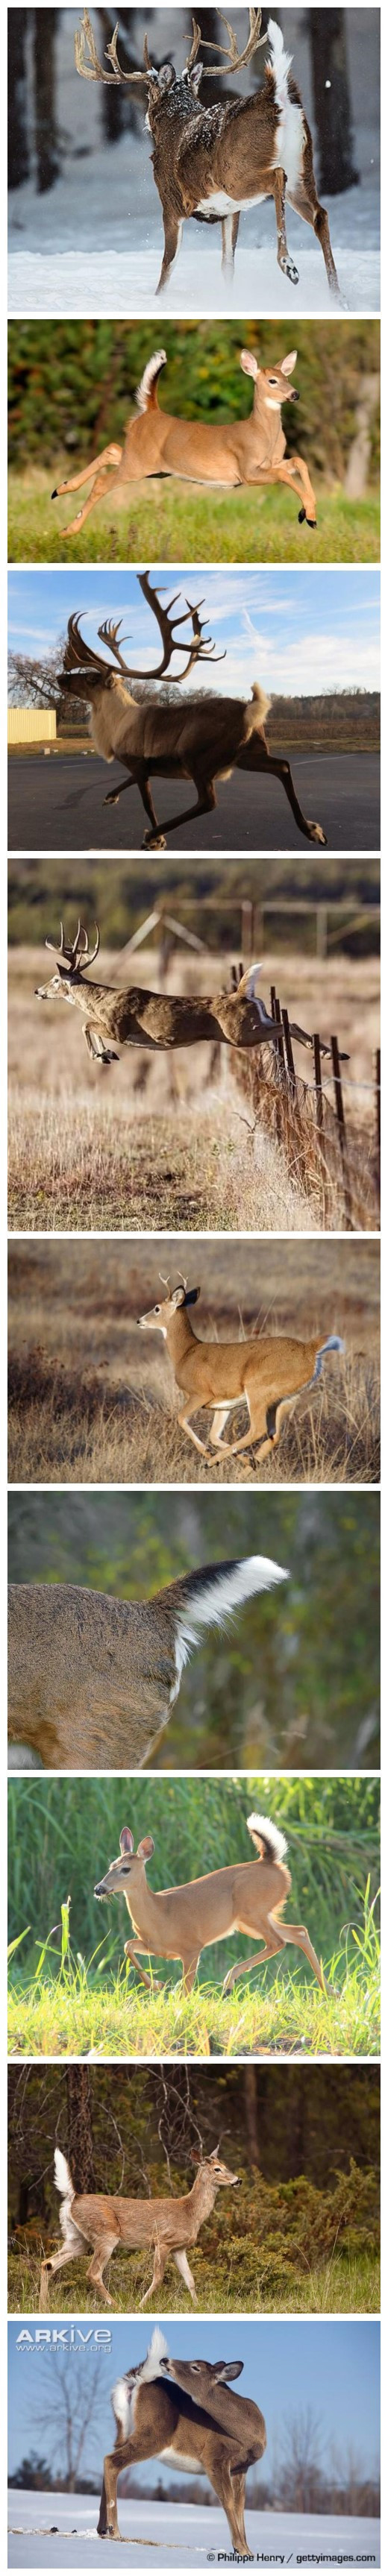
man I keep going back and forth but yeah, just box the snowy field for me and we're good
[7,2492,381,2569]
[7,7,380,317]
[8,184,380,321]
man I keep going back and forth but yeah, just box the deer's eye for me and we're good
[269,377,278,386]
[154,1304,160,1313]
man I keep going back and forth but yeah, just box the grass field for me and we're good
[7,1236,380,1487]
[7,944,381,1236]
[8,2233,378,2320]
[7,1919,380,2063]
[7,470,381,566]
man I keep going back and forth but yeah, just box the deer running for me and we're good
[40,2143,239,2311]
[7,1551,288,1771]
[75,7,342,304]
[35,922,338,1067]
[52,345,317,536]
[94,1811,325,1997]
[98,2328,266,2555]
[137,1278,344,1462]
[57,570,327,851]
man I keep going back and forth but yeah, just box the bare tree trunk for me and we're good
[33,7,60,195]
[309,9,359,195]
[66,2067,96,2192]
[8,10,30,188]
[243,2067,261,2167]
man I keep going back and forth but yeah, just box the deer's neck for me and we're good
[188,2170,218,2226]
[166,1310,198,1367]
[124,1868,161,1940]
[252,387,284,458]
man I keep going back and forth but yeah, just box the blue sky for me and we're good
[8,2320,380,2489]
[7,567,380,702]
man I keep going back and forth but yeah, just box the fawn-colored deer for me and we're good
[40,2143,239,2310]
[137,1278,344,1461]
[35,923,332,1066]
[95,1812,325,1997]
[52,345,316,537]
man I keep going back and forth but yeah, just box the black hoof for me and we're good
[307,517,317,528]
[298,508,306,524]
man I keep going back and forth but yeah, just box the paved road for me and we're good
[8,752,379,854]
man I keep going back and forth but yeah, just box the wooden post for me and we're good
[313,1031,329,1227]
[331,1034,353,1229]
[281,1008,297,1102]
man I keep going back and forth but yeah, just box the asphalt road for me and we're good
[8,752,380,854]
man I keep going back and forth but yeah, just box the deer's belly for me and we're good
[195,189,266,217]
[160,2447,204,2475]
[274,100,304,192]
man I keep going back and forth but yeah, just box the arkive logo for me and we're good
[16,2326,111,2351]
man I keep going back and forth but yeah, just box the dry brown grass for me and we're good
[7,1237,380,1487]
[7,944,381,1235]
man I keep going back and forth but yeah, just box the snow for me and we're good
[8,185,380,318]
[7,2492,381,2569]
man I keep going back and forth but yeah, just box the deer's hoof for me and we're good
[145,830,166,850]
[307,821,327,846]
[306,517,316,528]
[104,790,120,808]
[283,258,298,284]
[298,506,306,524]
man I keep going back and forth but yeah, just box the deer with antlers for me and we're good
[137,1277,344,1463]
[51,345,317,538]
[75,8,342,303]
[35,923,341,1067]
[58,570,327,851]
[40,2143,240,2310]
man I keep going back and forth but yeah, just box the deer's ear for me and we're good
[185,1286,201,1306]
[190,60,203,92]
[172,1284,186,1307]
[157,63,175,91]
[281,350,298,374]
[240,348,258,379]
[137,1835,154,1861]
[214,2360,243,2383]
[190,2148,203,2165]
[119,1827,134,1855]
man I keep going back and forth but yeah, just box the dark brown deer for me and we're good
[35,923,339,1066]
[75,8,342,303]
[57,571,327,851]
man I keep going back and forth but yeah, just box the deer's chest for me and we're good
[195,187,266,218]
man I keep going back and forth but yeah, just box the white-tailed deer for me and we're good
[137,1278,344,1462]
[98,2329,266,2555]
[58,570,327,852]
[51,345,317,535]
[40,2143,239,2311]
[94,1811,325,1998]
[7,1551,288,1771]
[35,922,337,1067]
[75,8,342,304]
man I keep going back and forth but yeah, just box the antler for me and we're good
[75,7,151,87]
[63,578,225,690]
[45,920,100,974]
[188,6,266,75]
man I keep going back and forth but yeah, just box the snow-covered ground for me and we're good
[7,2492,381,2569]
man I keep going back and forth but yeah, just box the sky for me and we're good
[8,2319,380,2490]
[7,567,380,704]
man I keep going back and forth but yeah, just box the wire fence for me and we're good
[226,993,380,1232]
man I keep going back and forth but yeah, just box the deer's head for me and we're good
[94,1826,154,1903]
[240,348,299,406]
[75,9,266,136]
[190,2146,240,2189]
[163,2354,244,2392]
[35,920,100,1005]
[137,1279,201,1335]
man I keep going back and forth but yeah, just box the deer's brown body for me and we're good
[98,2336,266,2555]
[94,1814,325,1999]
[57,571,327,852]
[36,927,328,1067]
[54,347,316,538]
[138,1280,344,1462]
[40,2145,239,2309]
[75,8,342,306]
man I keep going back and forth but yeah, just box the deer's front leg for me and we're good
[83,1023,119,1064]
[156,205,183,294]
[124,1937,160,1991]
[99,2454,120,2540]
[277,457,317,528]
[272,169,299,284]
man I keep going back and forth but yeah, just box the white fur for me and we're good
[267,19,304,194]
[247,1811,288,1865]
[112,2376,134,2440]
[195,189,265,216]
[112,2333,170,2445]
[265,396,282,410]
[54,2148,85,2249]
[160,2445,205,2474]
[54,2148,72,2199]
[175,1554,289,1675]
[137,351,166,412]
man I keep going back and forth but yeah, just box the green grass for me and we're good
[7,1889,380,2061]
[7,2245,379,2319]
[7,471,381,565]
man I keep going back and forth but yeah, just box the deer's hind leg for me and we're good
[287,177,342,301]
[53,445,123,536]
[238,738,327,849]
[222,208,240,274]
[272,167,299,285]
[222,1932,284,1996]
[87,2234,119,2303]
[272,1913,325,1991]
[173,2246,197,2301]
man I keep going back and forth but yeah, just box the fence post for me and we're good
[313,1031,330,1227]
[331,1034,353,1229]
